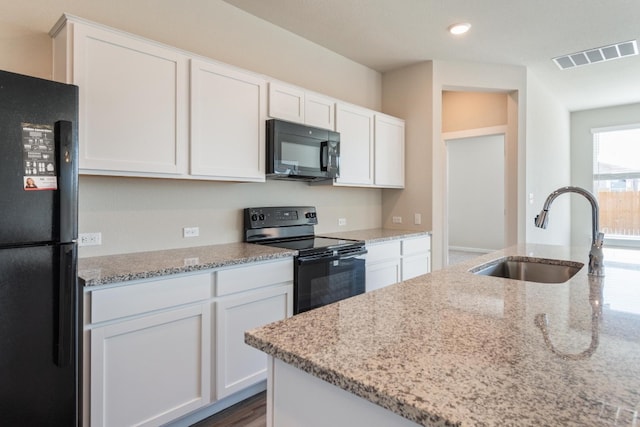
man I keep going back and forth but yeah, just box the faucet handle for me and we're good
[594,232,604,248]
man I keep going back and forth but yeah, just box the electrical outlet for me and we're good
[338,218,347,226]
[414,213,422,225]
[392,216,402,224]
[183,227,200,238]
[79,232,102,246]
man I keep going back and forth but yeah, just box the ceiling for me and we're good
[223,0,640,112]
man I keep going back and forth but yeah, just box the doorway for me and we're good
[446,133,505,264]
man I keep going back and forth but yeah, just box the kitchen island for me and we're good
[245,244,640,426]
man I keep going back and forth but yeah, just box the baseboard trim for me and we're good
[166,381,267,427]
[449,246,492,253]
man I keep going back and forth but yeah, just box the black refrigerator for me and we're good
[0,69,80,426]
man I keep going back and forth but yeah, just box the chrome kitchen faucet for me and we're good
[534,186,605,276]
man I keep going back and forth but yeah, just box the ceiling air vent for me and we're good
[553,40,638,70]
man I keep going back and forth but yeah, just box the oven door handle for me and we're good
[339,249,368,259]
[297,249,367,264]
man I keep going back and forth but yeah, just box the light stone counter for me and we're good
[78,242,296,286]
[245,243,640,426]
[321,228,429,244]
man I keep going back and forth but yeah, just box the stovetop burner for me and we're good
[257,236,362,254]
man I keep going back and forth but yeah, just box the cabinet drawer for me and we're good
[216,259,293,296]
[366,240,401,263]
[402,235,431,256]
[90,273,212,323]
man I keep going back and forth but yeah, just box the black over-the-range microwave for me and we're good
[266,119,340,181]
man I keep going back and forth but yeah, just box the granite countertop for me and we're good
[78,242,296,286]
[78,229,425,287]
[321,228,430,244]
[246,244,640,426]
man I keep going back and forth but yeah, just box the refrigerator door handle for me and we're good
[54,243,76,367]
[55,120,78,243]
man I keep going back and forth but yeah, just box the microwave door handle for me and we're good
[320,141,328,171]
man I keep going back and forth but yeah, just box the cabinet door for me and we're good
[401,236,431,280]
[268,82,305,124]
[366,260,401,292]
[401,254,430,280]
[374,114,405,188]
[305,93,335,130]
[190,59,266,181]
[71,23,188,175]
[90,305,211,427]
[366,240,401,291]
[216,284,292,399]
[335,103,374,186]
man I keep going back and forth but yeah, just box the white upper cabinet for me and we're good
[335,103,375,186]
[190,59,266,182]
[268,82,335,130]
[51,15,266,182]
[51,16,189,176]
[268,82,305,124]
[304,92,336,130]
[333,105,405,189]
[50,15,402,185]
[374,113,405,188]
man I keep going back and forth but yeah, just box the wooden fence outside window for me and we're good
[598,191,640,237]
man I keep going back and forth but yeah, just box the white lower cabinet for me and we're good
[401,235,431,280]
[90,305,211,427]
[85,258,293,427]
[365,235,431,291]
[365,240,401,292]
[214,259,294,399]
[88,273,212,427]
[215,284,292,398]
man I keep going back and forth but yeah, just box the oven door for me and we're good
[294,248,366,314]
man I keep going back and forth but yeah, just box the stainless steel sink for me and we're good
[470,257,584,283]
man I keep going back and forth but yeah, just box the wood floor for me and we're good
[191,392,266,427]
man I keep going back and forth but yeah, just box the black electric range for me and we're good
[244,206,366,313]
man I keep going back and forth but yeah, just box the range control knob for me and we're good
[259,214,265,221]
[251,214,258,222]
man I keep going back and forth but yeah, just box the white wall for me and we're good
[570,102,640,246]
[0,0,384,256]
[447,134,505,251]
[525,71,572,245]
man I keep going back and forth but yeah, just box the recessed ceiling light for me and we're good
[448,23,471,35]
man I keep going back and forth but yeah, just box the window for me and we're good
[593,125,640,247]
